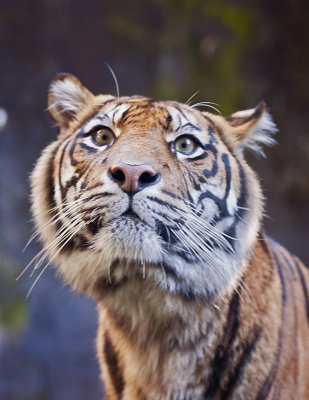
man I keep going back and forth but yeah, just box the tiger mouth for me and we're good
[119,208,173,245]
[121,208,140,219]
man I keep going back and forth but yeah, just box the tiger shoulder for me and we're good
[30,73,309,399]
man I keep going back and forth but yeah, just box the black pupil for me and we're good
[102,133,109,141]
[181,140,189,148]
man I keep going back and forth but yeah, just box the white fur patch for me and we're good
[49,78,89,116]
[238,111,278,157]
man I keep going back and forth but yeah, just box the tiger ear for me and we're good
[47,74,94,129]
[225,101,277,157]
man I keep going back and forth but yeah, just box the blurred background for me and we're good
[0,0,308,399]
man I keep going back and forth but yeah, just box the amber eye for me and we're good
[91,127,115,146]
[174,135,198,154]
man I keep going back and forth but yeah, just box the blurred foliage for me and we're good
[0,251,28,333]
[107,0,256,113]
[1,296,28,332]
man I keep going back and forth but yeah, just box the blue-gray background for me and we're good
[0,1,308,399]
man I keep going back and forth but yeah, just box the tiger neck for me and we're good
[95,238,279,399]
[96,278,237,399]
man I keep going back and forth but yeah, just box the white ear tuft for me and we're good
[238,110,277,157]
[226,101,278,157]
[47,74,93,129]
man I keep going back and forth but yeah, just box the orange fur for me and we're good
[31,74,309,399]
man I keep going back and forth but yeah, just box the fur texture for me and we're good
[30,74,309,399]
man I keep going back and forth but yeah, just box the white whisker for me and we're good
[105,62,120,98]
[24,199,85,251]
[20,204,85,289]
[185,90,200,106]
[142,259,146,279]
[236,205,253,212]
[30,221,84,277]
[26,218,86,298]
[191,101,222,115]
[174,209,235,253]
[26,263,50,299]
[159,262,167,288]
[238,278,256,304]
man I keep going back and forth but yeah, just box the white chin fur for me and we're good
[56,217,164,293]
[93,217,164,263]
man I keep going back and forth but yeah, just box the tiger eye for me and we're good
[174,135,197,154]
[91,127,115,146]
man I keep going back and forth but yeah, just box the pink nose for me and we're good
[109,163,160,194]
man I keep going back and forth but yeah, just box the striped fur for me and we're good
[30,74,309,399]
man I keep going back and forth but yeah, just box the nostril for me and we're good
[109,163,160,193]
[139,172,160,186]
[110,168,125,183]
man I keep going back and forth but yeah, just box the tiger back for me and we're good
[30,74,309,399]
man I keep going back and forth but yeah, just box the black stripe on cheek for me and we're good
[146,196,182,212]
[58,139,72,201]
[104,332,125,399]
[221,153,232,198]
[208,126,218,144]
[186,168,200,191]
[161,189,184,202]
[82,192,114,202]
[69,131,82,167]
[46,144,62,213]
[78,142,98,153]
[44,143,63,233]
[201,144,218,178]
[186,151,209,163]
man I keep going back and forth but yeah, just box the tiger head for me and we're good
[31,74,276,301]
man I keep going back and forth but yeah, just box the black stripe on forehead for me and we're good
[78,98,173,134]
[78,100,130,134]
[172,104,191,131]
[181,122,202,132]
[116,103,153,126]
[116,102,173,131]
[170,103,204,134]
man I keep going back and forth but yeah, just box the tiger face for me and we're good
[31,74,276,301]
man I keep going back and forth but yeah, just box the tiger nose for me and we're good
[108,163,161,194]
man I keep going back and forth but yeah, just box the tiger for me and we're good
[30,73,309,400]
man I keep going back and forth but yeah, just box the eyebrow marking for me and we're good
[112,107,118,125]
[175,114,182,132]
[112,104,130,125]
[181,122,202,132]
[82,115,110,132]
[96,113,111,121]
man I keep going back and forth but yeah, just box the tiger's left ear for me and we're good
[225,101,277,157]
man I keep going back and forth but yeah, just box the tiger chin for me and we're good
[30,73,309,400]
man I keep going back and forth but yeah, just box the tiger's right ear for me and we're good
[47,74,94,129]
